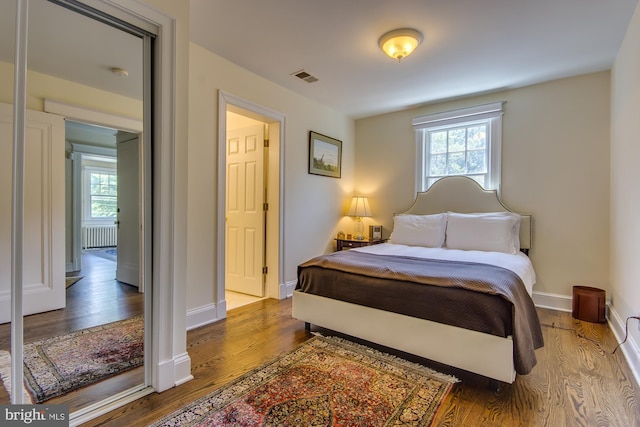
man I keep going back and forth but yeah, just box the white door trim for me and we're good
[52,0,187,423]
[70,0,191,423]
[44,99,143,133]
[217,91,285,319]
[92,0,191,393]
[44,102,142,277]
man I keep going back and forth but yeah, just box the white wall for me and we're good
[355,72,611,305]
[611,2,640,379]
[187,43,355,320]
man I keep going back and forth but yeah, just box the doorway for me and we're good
[225,117,267,306]
[66,119,142,288]
[218,93,285,315]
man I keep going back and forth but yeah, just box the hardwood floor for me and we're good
[82,299,640,427]
[0,250,144,409]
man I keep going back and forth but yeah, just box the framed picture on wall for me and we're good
[308,131,342,178]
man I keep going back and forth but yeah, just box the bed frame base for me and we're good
[293,290,516,384]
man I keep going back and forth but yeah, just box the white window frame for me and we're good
[83,164,117,225]
[413,102,504,194]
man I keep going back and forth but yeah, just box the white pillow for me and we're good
[445,212,521,254]
[389,213,447,247]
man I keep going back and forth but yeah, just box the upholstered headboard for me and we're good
[401,176,532,250]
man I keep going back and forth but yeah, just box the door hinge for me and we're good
[264,139,269,148]
[263,202,269,211]
[262,266,268,274]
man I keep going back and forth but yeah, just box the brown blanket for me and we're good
[297,250,544,375]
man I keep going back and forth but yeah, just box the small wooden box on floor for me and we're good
[572,285,606,323]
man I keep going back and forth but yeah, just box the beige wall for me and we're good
[611,4,640,349]
[355,72,611,299]
[187,43,355,312]
[0,61,142,117]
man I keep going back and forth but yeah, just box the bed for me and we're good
[292,176,543,384]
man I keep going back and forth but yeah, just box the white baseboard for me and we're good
[173,352,194,387]
[283,280,297,298]
[607,305,640,388]
[155,358,176,393]
[186,303,223,331]
[532,291,572,312]
[154,352,192,392]
[150,351,192,393]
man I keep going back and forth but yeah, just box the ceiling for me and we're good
[0,1,638,120]
[0,1,143,101]
[191,0,639,118]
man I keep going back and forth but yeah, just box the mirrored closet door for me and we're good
[0,0,153,416]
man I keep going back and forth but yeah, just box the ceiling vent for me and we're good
[291,69,318,83]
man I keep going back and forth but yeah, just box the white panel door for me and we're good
[226,125,265,297]
[116,135,140,288]
[0,103,65,323]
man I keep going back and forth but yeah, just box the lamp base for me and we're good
[353,217,365,240]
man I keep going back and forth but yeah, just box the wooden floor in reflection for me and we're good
[0,250,144,410]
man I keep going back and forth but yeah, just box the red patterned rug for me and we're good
[0,316,143,403]
[150,335,458,427]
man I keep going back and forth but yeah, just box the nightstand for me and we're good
[336,238,387,251]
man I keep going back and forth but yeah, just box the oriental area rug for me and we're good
[65,276,83,288]
[150,335,458,427]
[0,315,143,403]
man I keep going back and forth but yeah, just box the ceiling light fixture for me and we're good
[111,67,129,77]
[378,28,423,62]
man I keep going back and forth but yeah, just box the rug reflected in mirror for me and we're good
[65,276,83,288]
[0,315,143,403]
[84,247,117,262]
[150,335,458,427]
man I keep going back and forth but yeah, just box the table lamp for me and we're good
[346,195,371,241]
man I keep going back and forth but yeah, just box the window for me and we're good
[413,102,504,193]
[85,167,117,220]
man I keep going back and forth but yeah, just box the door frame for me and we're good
[50,101,143,277]
[217,91,285,317]
[69,144,117,274]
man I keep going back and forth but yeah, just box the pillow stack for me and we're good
[389,211,521,254]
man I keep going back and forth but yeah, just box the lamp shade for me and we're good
[346,196,372,218]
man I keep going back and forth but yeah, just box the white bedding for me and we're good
[351,243,537,296]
